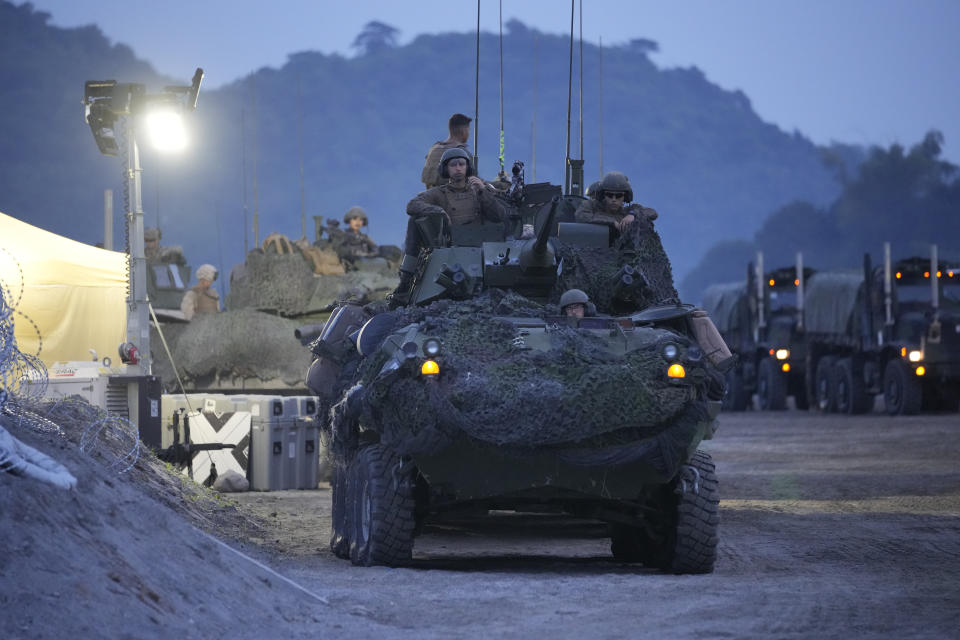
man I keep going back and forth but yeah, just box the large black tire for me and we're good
[834,358,872,415]
[722,368,749,412]
[348,444,417,567]
[815,355,838,413]
[757,357,787,411]
[329,462,351,558]
[668,450,719,574]
[883,359,922,416]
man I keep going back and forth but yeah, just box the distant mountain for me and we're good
[0,2,848,292]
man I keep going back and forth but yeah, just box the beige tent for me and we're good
[0,211,127,365]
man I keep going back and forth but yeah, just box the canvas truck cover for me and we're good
[803,270,866,336]
[702,281,747,333]
[0,211,127,365]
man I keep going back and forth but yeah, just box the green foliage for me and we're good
[682,132,960,301]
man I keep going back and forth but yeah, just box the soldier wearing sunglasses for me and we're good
[575,171,658,236]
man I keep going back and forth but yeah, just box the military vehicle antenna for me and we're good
[564,0,574,194]
[251,77,260,250]
[796,251,805,331]
[297,76,307,240]
[497,0,506,180]
[883,241,892,328]
[532,33,538,182]
[756,250,766,330]
[241,107,249,254]
[578,0,583,162]
[474,0,480,175]
[931,244,939,312]
[599,36,604,177]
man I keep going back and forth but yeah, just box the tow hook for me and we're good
[676,465,701,496]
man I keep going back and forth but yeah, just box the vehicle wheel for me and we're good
[329,461,351,559]
[815,356,837,412]
[883,359,922,416]
[348,444,417,566]
[722,368,748,412]
[834,358,871,414]
[757,357,787,411]
[667,450,719,574]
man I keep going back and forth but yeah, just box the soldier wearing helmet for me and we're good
[338,206,378,261]
[421,113,473,189]
[144,227,186,266]
[559,289,590,319]
[390,147,506,306]
[180,263,220,320]
[575,171,658,236]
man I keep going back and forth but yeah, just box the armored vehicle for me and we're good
[703,256,816,411]
[307,194,724,573]
[805,246,960,415]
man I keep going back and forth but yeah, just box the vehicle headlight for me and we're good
[667,363,685,378]
[423,338,442,357]
[908,350,923,362]
[775,349,790,360]
[662,343,679,360]
[421,360,440,376]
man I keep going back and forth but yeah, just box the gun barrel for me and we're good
[295,323,325,344]
[534,196,560,254]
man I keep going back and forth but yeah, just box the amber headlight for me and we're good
[667,363,686,378]
[421,360,439,376]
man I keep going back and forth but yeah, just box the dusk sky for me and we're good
[27,0,960,163]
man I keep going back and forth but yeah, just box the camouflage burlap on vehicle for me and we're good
[325,290,713,477]
[228,250,398,317]
[152,309,312,390]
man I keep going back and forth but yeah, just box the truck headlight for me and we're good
[662,343,679,360]
[775,349,790,360]
[421,360,439,376]
[667,363,685,378]
[908,350,923,362]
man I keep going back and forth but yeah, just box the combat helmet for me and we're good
[585,181,601,200]
[559,288,589,310]
[343,206,368,226]
[439,147,475,179]
[598,171,634,203]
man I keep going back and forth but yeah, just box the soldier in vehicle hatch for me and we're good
[390,148,506,306]
[575,171,658,237]
[560,289,591,318]
[144,227,186,266]
[180,264,220,320]
[338,206,378,261]
[421,113,472,189]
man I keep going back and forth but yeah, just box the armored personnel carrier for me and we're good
[307,195,723,572]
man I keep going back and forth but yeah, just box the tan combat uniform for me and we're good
[180,285,220,320]
[574,200,658,230]
[407,183,505,226]
[145,244,187,266]
[421,140,468,189]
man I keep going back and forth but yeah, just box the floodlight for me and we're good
[145,109,188,152]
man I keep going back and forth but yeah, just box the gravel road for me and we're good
[230,411,960,639]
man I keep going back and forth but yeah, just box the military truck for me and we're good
[306,193,724,573]
[805,244,960,415]
[702,254,815,411]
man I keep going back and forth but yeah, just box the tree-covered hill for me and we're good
[681,132,960,300]
[1,2,847,288]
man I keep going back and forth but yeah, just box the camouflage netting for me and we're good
[152,309,312,390]
[553,217,680,312]
[327,290,712,463]
[228,252,398,316]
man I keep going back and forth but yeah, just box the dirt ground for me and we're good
[2,409,959,639]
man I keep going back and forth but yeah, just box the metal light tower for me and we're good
[83,68,204,375]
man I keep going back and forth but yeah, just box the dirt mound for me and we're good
[0,400,375,638]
